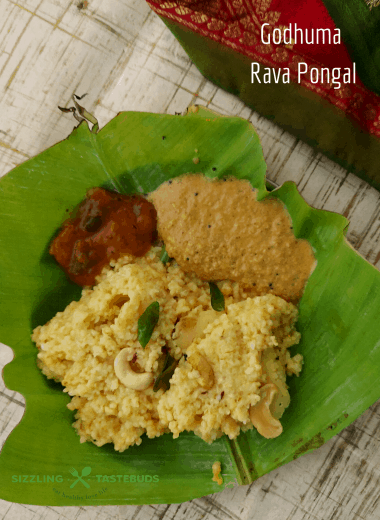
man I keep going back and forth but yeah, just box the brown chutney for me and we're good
[149,174,316,303]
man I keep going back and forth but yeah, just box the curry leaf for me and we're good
[160,244,171,265]
[209,282,225,311]
[153,352,179,392]
[138,301,159,348]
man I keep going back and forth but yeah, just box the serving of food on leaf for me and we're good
[33,173,316,452]
[2,106,380,506]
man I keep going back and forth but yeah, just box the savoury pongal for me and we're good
[33,247,303,451]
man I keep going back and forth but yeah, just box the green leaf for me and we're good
[209,282,225,311]
[0,106,379,506]
[153,353,179,392]
[159,244,171,265]
[138,301,160,348]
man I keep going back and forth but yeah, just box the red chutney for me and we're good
[50,188,157,286]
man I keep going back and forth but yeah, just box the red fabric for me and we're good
[147,0,380,136]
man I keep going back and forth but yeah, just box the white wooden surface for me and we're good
[1,1,380,519]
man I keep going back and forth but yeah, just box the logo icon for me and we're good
[69,467,91,488]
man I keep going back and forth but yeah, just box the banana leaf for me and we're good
[0,106,379,506]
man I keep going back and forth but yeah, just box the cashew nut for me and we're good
[175,309,219,349]
[114,348,154,390]
[187,352,215,389]
[261,348,290,419]
[175,316,198,350]
[249,384,283,439]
